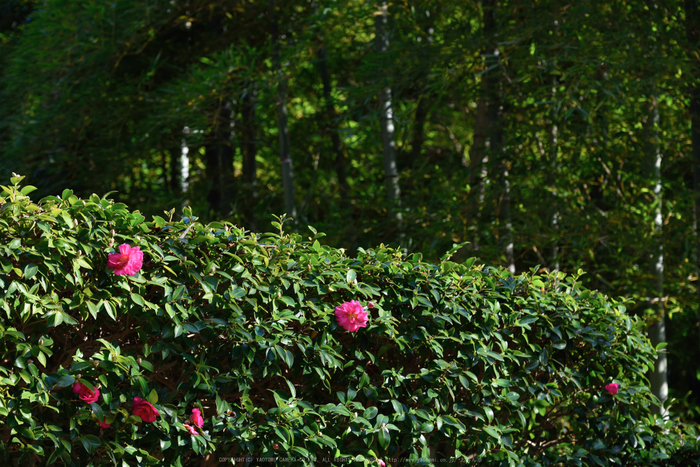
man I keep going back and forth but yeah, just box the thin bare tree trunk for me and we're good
[318,45,349,201]
[276,80,297,220]
[548,76,560,273]
[169,144,180,197]
[482,0,514,273]
[270,1,297,220]
[242,86,258,231]
[468,97,490,253]
[375,1,402,223]
[646,95,667,418]
[410,96,429,168]
[686,0,700,397]
[502,165,515,274]
[205,99,235,216]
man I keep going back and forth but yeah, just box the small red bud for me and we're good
[368,302,375,308]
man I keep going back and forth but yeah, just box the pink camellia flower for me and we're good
[605,382,620,396]
[107,244,144,276]
[184,424,199,435]
[98,419,111,429]
[334,300,369,332]
[378,460,386,467]
[132,397,159,423]
[73,381,100,404]
[190,408,204,428]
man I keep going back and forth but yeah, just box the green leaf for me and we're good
[275,346,294,368]
[137,378,149,397]
[391,399,405,415]
[346,269,357,284]
[517,316,539,326]
[23,263,38,280]
[131,293,145,306]
[378,426,390,449]
[90,403,105,421]
[86,301,99,319]
[291,446,310,458]
[279,295,296,307]
[363,406,378,420]
[17,426,34,439]
[20,185,37,195]
[171,285,186,301]
[274,425,291,443]
[56,375,75,388]
[101,301,116,321]
[26,443,44,456]
[505,391,520,401]
[285,378,296,398]
[347,387,356,401]
[485,351,504,362]
[440,415,466,432]
[75,257,92,270]
[230,287,246,299]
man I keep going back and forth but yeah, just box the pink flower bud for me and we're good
[605,382,619,396]
[72,381,100,404]
[190,408,204,428]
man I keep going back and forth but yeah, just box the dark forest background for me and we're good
[2,0,700,422]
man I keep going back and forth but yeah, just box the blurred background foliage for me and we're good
[2,0,700,422]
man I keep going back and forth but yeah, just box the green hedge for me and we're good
[0,174,698,466]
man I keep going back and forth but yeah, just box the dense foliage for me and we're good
[4,0,700,452]
[1,177,699,466]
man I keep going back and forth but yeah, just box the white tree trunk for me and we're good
[375,1,402,222]
[180,126,191,208]
[276,77,297,220]
[549,77,560,273]
[647,96,667,418]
